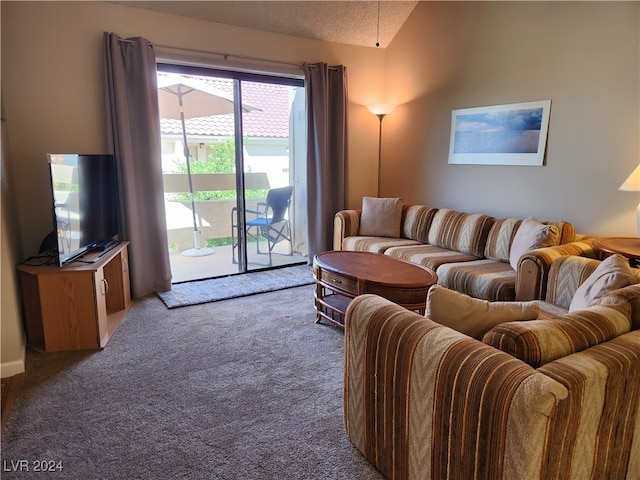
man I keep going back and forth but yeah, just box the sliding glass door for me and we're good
[157,66,307,283]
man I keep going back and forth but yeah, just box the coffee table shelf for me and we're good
[314,292,352,328]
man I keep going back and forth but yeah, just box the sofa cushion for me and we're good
[485,218,575,265]
[427,209,495,257]
[484,218,522,262]
[384,244,479,271]
[509,218,560,270]
[359,197,403,238]
[400,205,438,242]
[482,305,632,368]
[341,236,421,254]
[569,254,637,312]
[545,255,600,309]
[426,285,539,340]
[436,259,518,301]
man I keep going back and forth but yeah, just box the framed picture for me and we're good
[448,100,551,166]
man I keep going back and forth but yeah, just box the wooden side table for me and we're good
[592,237,640,267]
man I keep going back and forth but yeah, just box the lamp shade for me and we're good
[619,165,640,191]
[367,103,396,116]
[619,164,640,234]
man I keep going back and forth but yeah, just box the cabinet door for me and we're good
[94,267,110,347]
[121,246,132,309]
[103,247,132,313]
[39,272,99,351]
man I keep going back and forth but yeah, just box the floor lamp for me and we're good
[367,103,396,197]
[619,164,640,234]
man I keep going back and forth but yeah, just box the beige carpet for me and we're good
[1,285,383,479]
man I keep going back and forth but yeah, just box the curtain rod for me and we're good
[156,43,306,68]
[118,38,306,68]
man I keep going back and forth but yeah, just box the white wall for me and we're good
[384,1,639,236]
[1,118,26,377]
[1,204,26,377]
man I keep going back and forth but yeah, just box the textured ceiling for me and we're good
[113,1,419,48]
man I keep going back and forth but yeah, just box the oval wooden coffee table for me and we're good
[313,251,438,329]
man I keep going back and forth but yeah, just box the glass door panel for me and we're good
[240,79,304,271]
[157,68,307,282]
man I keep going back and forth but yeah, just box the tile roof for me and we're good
[159,74,294,139]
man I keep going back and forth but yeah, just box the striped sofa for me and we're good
[344,255,640,480]
[334,206,577,302]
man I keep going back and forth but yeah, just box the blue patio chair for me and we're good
[231,186,294,266]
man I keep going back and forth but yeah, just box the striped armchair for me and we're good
[344,288,640,479]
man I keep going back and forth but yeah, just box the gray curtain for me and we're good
[104,33,172,297]
[304,63,348,259]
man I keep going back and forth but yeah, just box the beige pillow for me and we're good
[359,197,403,238]
[569,254,637,312]
[509,218,560,270]
[426,285,539,339]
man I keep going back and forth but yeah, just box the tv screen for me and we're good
[48,154,120,266]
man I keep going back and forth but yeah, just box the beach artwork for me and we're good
[448,100,551,166]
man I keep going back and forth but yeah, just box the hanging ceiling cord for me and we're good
[375,1,381,47]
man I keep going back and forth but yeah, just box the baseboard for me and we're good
[1,359,25,378]
[2,372,23,433]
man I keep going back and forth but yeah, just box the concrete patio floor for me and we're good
[169,243,308,283]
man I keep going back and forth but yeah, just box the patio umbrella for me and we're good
[157,74,256,257]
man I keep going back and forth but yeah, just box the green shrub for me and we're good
[170,137,268,201]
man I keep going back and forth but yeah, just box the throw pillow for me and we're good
[509,218,560,270]
[569,254,637,312]
[359,197,403,238]
[425,284,539,339]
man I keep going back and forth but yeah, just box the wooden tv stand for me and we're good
[18,242,132,352]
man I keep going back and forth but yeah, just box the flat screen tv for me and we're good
[47,153,120,266]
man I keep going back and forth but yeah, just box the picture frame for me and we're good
[448,100,551,166]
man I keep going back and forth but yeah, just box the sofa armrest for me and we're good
[536,330,640,478]
[599,284,640,330]
[515,240,597,301]
[482,305,632,368]
[344,294,567,480]
[333,209,361,250]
